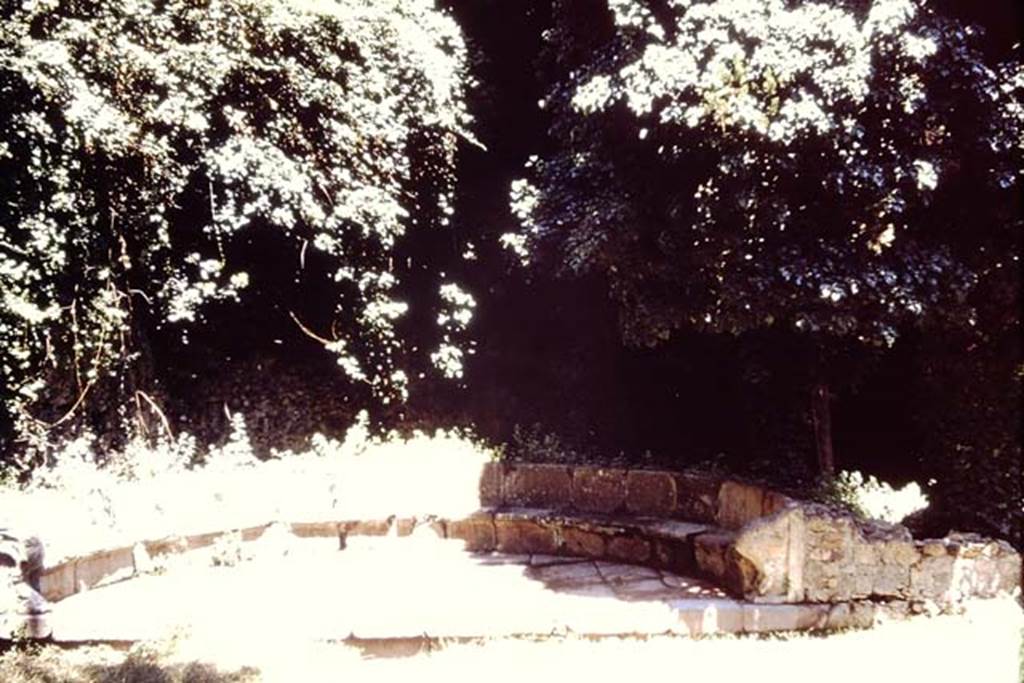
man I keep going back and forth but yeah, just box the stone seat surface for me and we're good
[48,535,758,643]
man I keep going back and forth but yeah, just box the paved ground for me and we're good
[49,534,735,643]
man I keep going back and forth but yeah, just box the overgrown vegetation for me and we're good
[0,412,496,564]
[506,0,1021,479]
[1,0,1021,550]
[0,0,474,464]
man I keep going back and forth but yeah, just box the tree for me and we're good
[506,0,1022,477]
[0,0,475,461]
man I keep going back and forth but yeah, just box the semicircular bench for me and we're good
[4,462,1020,641]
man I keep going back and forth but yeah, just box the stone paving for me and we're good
[49,535,744,643]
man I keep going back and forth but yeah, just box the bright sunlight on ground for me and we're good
[2,599,1022,683]
[2,416,1021,682]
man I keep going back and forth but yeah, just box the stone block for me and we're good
[501,464,572,508]
[561,526,605,558]
[240,525,271,542]
[910,554,955,600]
[694,531,764,600]
[289,522,340,538]
[571,467,627,514]
[802,562,839,603]
[39,562,76,602]
[478,461,503,507]
[650,538,695,574]
[804,512,856,557]
[394,518,418,536]
[877,539,919,567]
[742,604,828,633]
[671,598,745,636]
[694,532,733,583]
[716,480,767,530]
[672,473,721,523]
[996,553,1022,595]
[732,507,805,602]
[340,519,391,536]
[143,536,188,559]
[495,518,560,555]
[74,547,135,592]
[625,470,676,517]
[447,514,496,552]
[825,602,878,630]
[185,531,222,550]
[871,564,910,598]
[606,535,651,564]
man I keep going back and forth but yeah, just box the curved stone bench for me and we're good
[3,462,1020,642]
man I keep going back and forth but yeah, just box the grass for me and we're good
[2,602,1022,683]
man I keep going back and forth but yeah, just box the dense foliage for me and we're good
[0,0,473,456]
[0,0,1019,546]
[508,0,1021,348]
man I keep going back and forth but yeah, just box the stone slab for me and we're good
[495,519,560,555]
[43,536,933,645]
[561,527,606,558]
[39,562,76,602]
[671,597,746,636]
[74,547,135,592]
[742,603,829,633]
[527,561,605,589]
[606,535,652,564]
[595,562,661,584]
[470,552,530,566]
[612,578,684,601]
[447,515,496,552]
[340,519,392,536]
[641,520,710,541]
[290,522,340,538]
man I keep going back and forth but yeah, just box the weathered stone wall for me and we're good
[695,501,1021,606]
[483,463,1021,607]
[3,461,1019,641]
[484,462,723,523]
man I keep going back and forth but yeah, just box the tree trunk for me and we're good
[811,379,835,479]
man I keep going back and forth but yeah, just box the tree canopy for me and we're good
[0,0,1019,546]
[0,0,473,448]
[507,0,1021,348]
